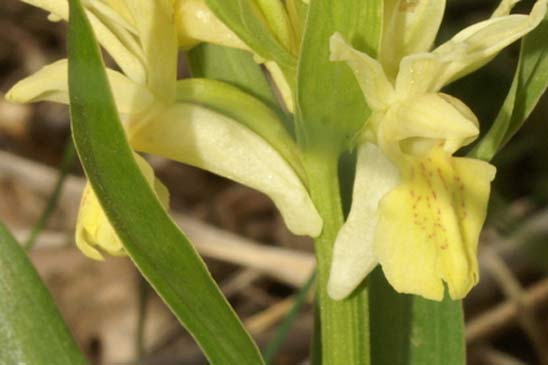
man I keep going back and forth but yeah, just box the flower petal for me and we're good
[129,103,323,237]
[330,33,395,111]
[492,0,521,17]
[328,143,399,300]
[174,0,248,49]
[379,93,479,157]
[125,0,177,101]
[175,78,305,180]
[5,59,155,115]
[21,0,146,82]
[75,155,169,260]
[380,0,446,80]
[374,147,496,300]
[396,0,547,95]
[86,0,145,63]
[101,0,134,26]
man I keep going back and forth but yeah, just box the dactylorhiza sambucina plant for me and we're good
[327,0,547,301]
[4,0,548,363]
[6,0,322,259]
[6,0,548,300]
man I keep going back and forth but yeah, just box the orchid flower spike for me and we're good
[6,0,321,259]
[327,0,547,301]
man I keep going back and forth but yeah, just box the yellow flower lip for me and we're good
[327,0,546,301]
[374,147,496,301]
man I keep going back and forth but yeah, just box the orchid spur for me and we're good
[6,0,322,258]
[327,0,547,301]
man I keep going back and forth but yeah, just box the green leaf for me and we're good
[296,0,383,151]
[0,222,87,365]
[175,78,304,180]
[470,14,548,161]
[187,43,278,109]
[204,0,296,73]
[369,268,465,365]
[67,1,264,364]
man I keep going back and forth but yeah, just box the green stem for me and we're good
[304,151,370,365]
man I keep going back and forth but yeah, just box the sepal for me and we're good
[129,103,323,237]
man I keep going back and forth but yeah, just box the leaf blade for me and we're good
[369,268,465,365]
[67,1,264,363]
[0,222,87,365]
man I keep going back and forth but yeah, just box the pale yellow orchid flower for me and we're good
[327,0,547,301]
[6,0,322,259]
[185,0,302,112]
[76,154,170,260]
[174,0,248,50]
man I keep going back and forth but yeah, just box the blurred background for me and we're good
[1,0,547,364]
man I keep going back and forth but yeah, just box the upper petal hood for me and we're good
[378,93,479,159]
